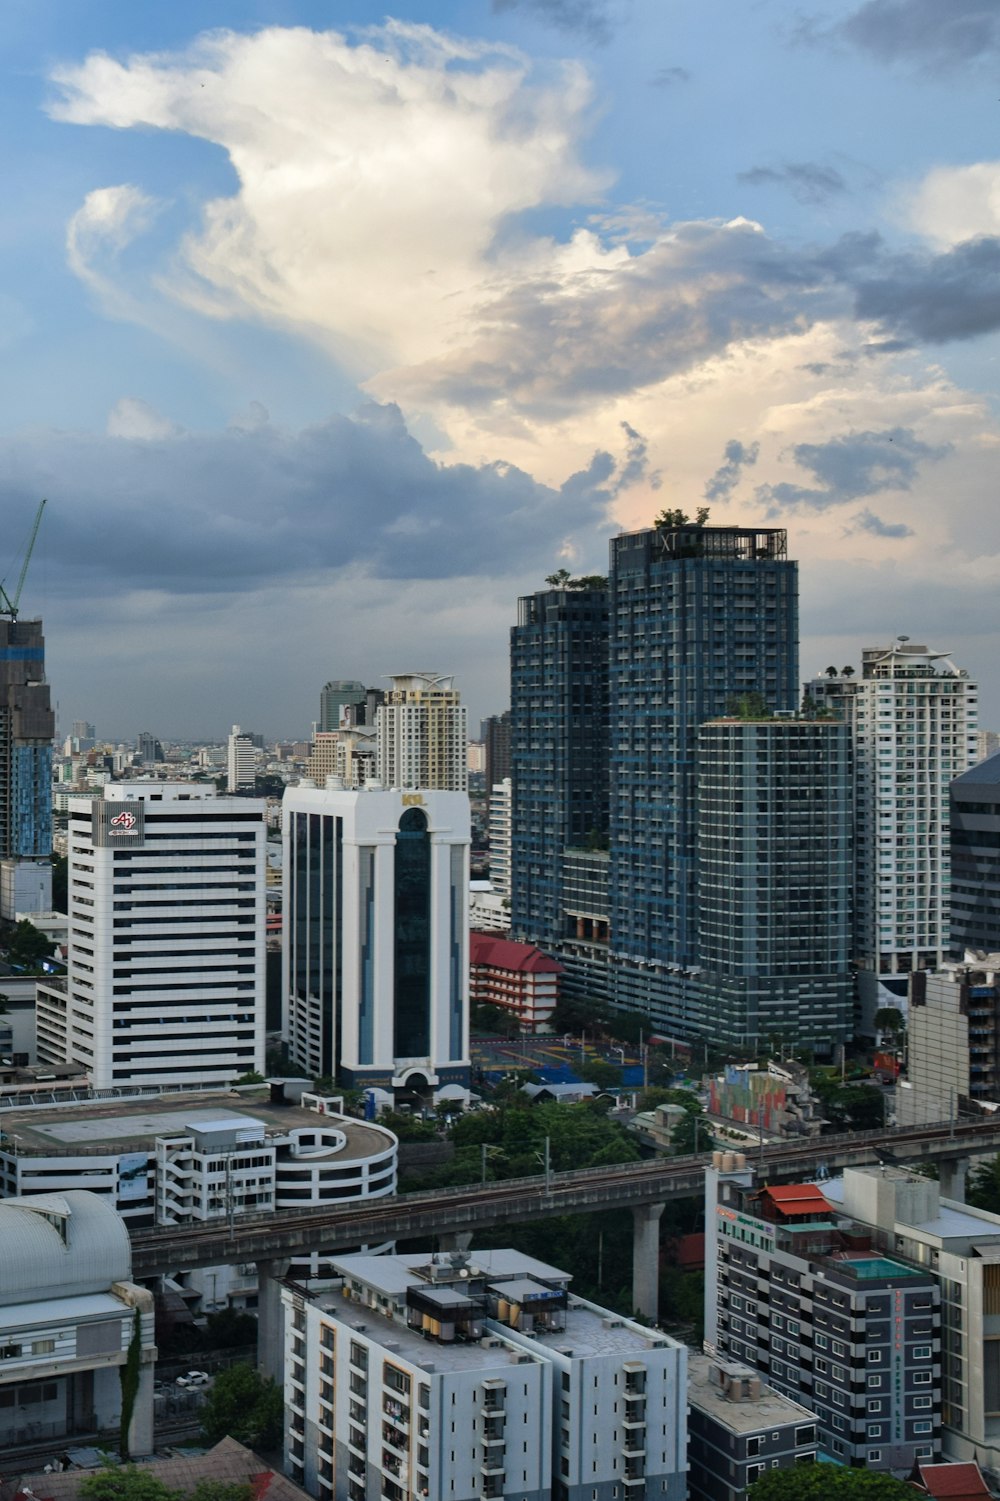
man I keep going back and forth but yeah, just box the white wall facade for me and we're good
[283,784,470,1103]
[852,644,978,976]
[38,782,266,1090]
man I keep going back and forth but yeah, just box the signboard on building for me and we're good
[93,801,145,847]
[118,1152,149,1201]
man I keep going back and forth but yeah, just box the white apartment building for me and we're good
[228,724,257,792]
[283,782,470,1105]
[283,1249,687,1501]
[852,642,977,1020]
[376,673,468,793]
[36,782,266,1090]
[488,778,512,902]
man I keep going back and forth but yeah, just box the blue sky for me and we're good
[3,0,1000,738]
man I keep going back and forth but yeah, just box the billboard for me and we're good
[118,1152,149,1201]
[93,800,145,847]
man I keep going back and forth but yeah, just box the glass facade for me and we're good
[510,586,609,949]
[394,808,431,1057]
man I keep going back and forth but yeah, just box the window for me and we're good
[914,1372,932,1385]
[913,1421,933,1434]
[913,1397,932,1410]
[867,1400,884,1413]
[794,1426,815,1446]
[814,1334,828,1350]
[867,1425,883,1438]
[868,1450,882,1463]
[832,1340,845,1356]
[747,1438,760,1456]
[914,1346,932,1359]
[746,1466,764,1483]
[867,1350,882,1364]
[867,1376,883,1389]
[815,1358,827,1374]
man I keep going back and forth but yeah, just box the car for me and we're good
[176,1370,211,1388]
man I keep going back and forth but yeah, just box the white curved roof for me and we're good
[0,1190,131,1305]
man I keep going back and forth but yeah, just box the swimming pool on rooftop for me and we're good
[841,1256,921,1279]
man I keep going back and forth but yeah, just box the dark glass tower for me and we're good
[607,525,798,1030]
[949,750,1000,956]
[510,585,609,950]
[696,717,852,1054]
[0,617,54,916]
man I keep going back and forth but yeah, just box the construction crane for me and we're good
[0,498,46,620]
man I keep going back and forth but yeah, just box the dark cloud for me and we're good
[0,401,623,598]
[491,0,614,43]
[705,439,760,502]
[838,0,1000,68]
[851,508,915,539]
[650,66,690,87]
[738,161,848,205]
[756,426,949,513]
[849,236,1000,346]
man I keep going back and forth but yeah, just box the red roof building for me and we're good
[908,1460,992,1499]
[470,932,563,1033]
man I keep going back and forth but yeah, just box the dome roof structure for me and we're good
[0,1190,131,1305]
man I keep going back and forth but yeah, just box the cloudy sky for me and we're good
[3,0,1000,739]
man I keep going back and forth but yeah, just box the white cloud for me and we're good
[65,184,160,313]
[107,396,179,440]
[51,25,606,373]
[906,160,1000,247]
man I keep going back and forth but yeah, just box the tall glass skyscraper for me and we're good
[510,524,801,1041]
[510,584,609,951]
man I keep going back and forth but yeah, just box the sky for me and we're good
[3,0,1000,740]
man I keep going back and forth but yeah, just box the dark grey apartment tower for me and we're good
[0,617,53,861]
[482,710,512,791]
[607,524,799,1032]
[696,718,852,1055]
[949,750,1000,955]
[510,585,609,951]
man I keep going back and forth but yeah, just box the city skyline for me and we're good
[3,1,1000,734]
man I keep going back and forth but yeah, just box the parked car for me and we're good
[176,1370,211,1388]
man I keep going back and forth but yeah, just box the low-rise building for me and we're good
[283,1248,687,1501]
[0,1189,156,1457]
[469,933,562,1033]
[687,1354,818,1501]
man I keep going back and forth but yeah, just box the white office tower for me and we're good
[282,1249,687,1501]
[852,641,978,1025]
[376,672,468,792]
[227,723,256,792]
[283,783,471,1105]
[36,782,266,1089]
[488,777,512,901]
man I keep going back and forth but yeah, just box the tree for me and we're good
[841,665,855,678]
[200,1362,283,1449]
[545,568,572,586]
[233,1071,265,1085]
[654,506,710,529]
[79,1471,177,1501]
[748,1468,913,1499]
[4,918,55,970]
[190,1484,253,1501]
[726,692,770,721]
[579,1058,623,1091]
[825,665,839,678]
[873,1006,904,1039]
[968,1155,1000,1215]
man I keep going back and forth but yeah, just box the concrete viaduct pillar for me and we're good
[938,1160,966,1202]
[632,1204,665,1322]
[257,1258,290,1386]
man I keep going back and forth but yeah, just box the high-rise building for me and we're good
[36,782,267,1089]
[0,616,54,918]
[706,1157,943,1472]
[282,1248,688,1501]
[482,710,512,791]
[949,750,1000,956]
[282,782,470,1104]
[851,641,978,1028]
[487,777,511,901]
[695,716,852,1055]
[376,673,468,792]
[320,680,367,733]
[607,524,798,1028]
[510,584,609,951]
[899,957,1000,1126]
[227,723,257,792]
[307,727,377,790]
[510,526,800,1036]
[135,731,164,765]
